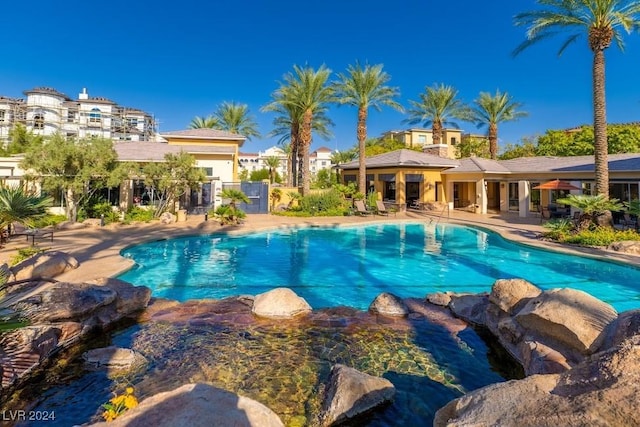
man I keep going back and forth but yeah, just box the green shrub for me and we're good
[213,205,246,225]
[563,227,640,246]
[299,190,348,215]
[542,218,573,241]
[10,246,46,266]
[124,206,154,223]
[31,214,67,228]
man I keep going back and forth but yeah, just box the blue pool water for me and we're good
[119,222,640,312]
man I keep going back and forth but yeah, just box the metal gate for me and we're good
[222,181,269,214]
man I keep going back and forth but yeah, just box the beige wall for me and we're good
[343,167,448,206]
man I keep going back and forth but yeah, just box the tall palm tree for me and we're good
[514,1,640,198]
[405,83,466,146]
[213,101,261,140]
[334,62,403,194]
[188,115,219,129]
[262,92,333,187]
[266,65,334,195]
[465,90,528,160]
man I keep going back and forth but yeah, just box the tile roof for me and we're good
[500,153,640,173]
[442,157,510,174]
[114,141,235,161]
[160,128,246,140]
[339,149,460,169]
[442,153,640,175]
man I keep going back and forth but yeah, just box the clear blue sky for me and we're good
[2,0,639,153]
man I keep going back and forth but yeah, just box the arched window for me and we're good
[89,107,101,124]
[34,111,45,129]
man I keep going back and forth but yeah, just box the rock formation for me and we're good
[0,276,151,391]
[432,278,640,427]
[88,383,284,427]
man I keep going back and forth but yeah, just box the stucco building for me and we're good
[0,87,155,143]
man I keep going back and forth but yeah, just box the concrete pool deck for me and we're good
[1,209,639,286]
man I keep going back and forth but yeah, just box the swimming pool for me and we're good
[119,222,640,312]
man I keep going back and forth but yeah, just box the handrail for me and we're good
[434,204,449,226]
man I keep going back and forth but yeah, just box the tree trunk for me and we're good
[289,122,298,187]
[300,109,312,196]
[432,120,442,146]
[488,123,498,160]
[593,48,609,198]
[66,188,78,223]
[357,107,368,194]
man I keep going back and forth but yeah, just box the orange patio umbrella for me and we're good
[533,179,580,191]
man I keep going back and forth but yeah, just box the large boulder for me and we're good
[17,282,117,323]
[11,251,79,281]
[515,288,617,354]
[252,287,312,319]
[435,336,640,427]
[489,279,541,315]
[320,364,395,427]
[599,309,640,350]
[448,293,488,325]
[88,383,284,427]
[368,292,408,317]
[89,277,152,315]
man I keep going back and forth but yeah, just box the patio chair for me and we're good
[622,213,637,230]
[375,200,389,216]
[354,200,372,216]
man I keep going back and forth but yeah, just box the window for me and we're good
[200,167,213,176]
[67,110,75,123]
[0,111,5,122]
[451,137,457,145]
[89,108,101,124]
[127,117,138,127]
[418,135,427,144]
[321,161,327,166]
[34,112,44,129]
[384,181,396,201]
[508,182,519,211]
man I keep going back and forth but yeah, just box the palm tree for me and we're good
[465,90,528,160]
[267,65,334,195]
[405,83,466,146]
[263,156,281,184]
[334,62,403,194]
[188,115,219,129]
[514,0,640,197]
[0,186,52,237]
[213,101,261,140]
[262,92,333,188]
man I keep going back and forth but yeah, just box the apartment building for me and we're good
[238,145,334,178]
[0,87,155,143]
[381,128,464,159]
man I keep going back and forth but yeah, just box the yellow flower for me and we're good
[125,387,135,395]
[124,395,138,410]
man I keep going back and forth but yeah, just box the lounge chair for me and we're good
[375,200,389,216]
[354,200,372,216]
[10,222,54,245]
